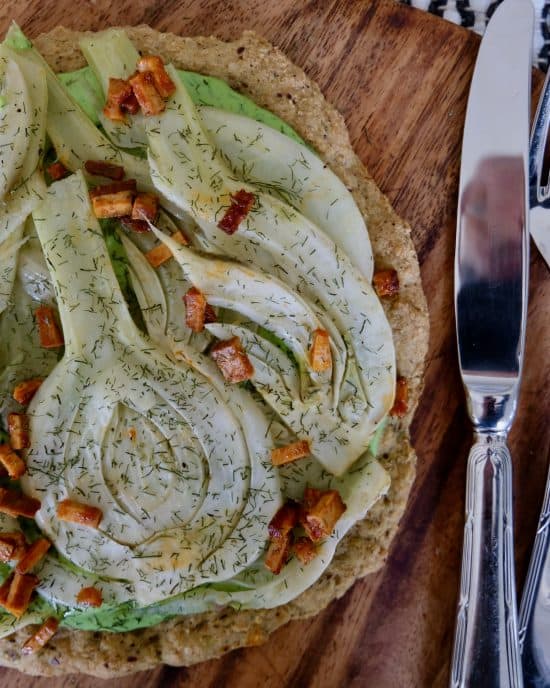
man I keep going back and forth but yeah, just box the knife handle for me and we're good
[450,434,522,688]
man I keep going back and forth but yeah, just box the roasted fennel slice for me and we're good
[22,171,281,606]
[146,66,395,476]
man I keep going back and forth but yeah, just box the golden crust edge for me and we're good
[0,25,429,676]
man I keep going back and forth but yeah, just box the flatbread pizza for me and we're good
[0,24,428,676]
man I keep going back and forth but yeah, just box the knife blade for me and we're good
[450,1,533,687]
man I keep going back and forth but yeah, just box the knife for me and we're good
[450,1,533,687]
[516,54,550,688]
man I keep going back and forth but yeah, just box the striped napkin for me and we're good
[401,0,548,70]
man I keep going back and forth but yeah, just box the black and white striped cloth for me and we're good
[401,0,549,70]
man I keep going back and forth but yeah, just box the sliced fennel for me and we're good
[0,27,397,632]
[0,46,46,198]
[75,28,304,150]
[0,172,47,316]
[0,49,30,198]
[69,448,391,623]
[146,65,395,476]
[0,42,47,312]
[118,211,213,353]
[149,228,382,469]
[198,107,373,280]
[75,29,372,277]
[4,24,154,193]
[79,29,148,150]
[22,171,281,606]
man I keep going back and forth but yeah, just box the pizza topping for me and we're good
[119,216,149,233]
[0,28,398,619]
[7,413,30,450]
[147,68,395,479]
[302,486,323,511]
[0,532,27,562]
[211,336,254,383]
[21,617,59,655]
[91,190,134,218]
[373,268,399,298]
[204,303,217,324]
[15,538,51,574]
[57,499,102,529]
[103,77,133,122]
[13,379,43,406]
[390,376,408,417]
[45,161,69,181]
[17,171,280,605]
[145,229,188,267]
[34,306,64,349]
[89,179,137,198]
[183,287,208,332]
[0,572,39,618]
[129,72,165,116]
[264,531,293,575]
[137,55,176,98]
[268,501,300,540]
[84,159,125,180]
[120,90,140,114]
[217,189,255,235]
[293,537,318,564]
[0,489,40,518]
[300,489,346,543]
[76,586,103,607]
[309,329,332,372]
[271,440,310,466]
[265,488,345,573]
[132,192,158,223]
[0,444,26,479]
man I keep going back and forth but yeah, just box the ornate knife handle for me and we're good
[450,434,522,688]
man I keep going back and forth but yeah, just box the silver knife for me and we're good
[516,55,550,688]
[450,1,533,687]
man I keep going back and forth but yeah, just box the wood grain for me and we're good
[0,1,548,686]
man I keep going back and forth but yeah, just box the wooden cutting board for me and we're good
[0,1,548,686]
